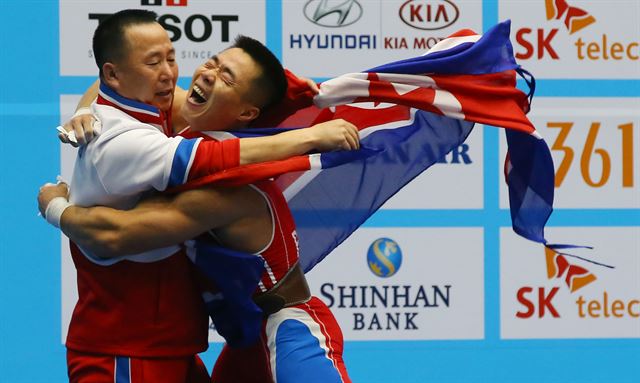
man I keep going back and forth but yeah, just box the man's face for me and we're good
[108,22,178,111]
[181,47,261,131]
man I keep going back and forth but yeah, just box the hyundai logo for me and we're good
[304,0,363,28]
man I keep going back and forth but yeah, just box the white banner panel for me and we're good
[59,95,81,342]
[500,97,640,209]
[283,0,483,77]
[60,0,265,77]
[499,0,640,79]
[306,227,484,340]
[500,227,640,339]
[381,125,483,209]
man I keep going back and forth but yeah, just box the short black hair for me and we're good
[230,35,287,111]
[92,9,158,78]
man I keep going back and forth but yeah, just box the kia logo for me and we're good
[304,0,363,28]
[399,0,459,30]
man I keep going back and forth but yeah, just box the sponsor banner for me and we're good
[500,227,640,339]
[500,0,640,79]
[59,95,81,342]
[381,125,483,209]
[499,98,640,209]
[282,0,483,77]
[59,0,265,76]
[306,227,484,340]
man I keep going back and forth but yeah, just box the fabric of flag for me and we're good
[177,20,557,273]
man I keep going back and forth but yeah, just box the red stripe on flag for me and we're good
[169,156,313,193]
[432,71,535,134]
[446,28,478,38]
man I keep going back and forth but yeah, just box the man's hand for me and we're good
[59,108,101,147]
[38,182,69,217]
[298,75,320,95]
[307,119,360,151]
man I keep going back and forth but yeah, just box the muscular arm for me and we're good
[237,119,359,165]
[76,79,100,109]
[59,186,264,258]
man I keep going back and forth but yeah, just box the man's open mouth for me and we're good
[189,85,208,105]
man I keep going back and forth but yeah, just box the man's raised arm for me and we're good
[237,119,360,165]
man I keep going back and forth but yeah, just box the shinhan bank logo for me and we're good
[545,0,595,34]
[367,238,403,278]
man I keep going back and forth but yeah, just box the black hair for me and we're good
[230,35,287,110]
[92,9,158,78]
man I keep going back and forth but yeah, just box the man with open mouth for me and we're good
[42,8,358,383]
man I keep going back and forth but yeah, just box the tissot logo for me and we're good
[303,0,363,28]
[88,13,239,43]
[399,0,459,31]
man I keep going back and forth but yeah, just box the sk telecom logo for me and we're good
[515,0,595,60]
[516,247,597,319]
[545,0,595,35]
[304,0,363,28]
[545,247,597,293]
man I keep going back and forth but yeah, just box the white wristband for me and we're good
[44,197,72,228]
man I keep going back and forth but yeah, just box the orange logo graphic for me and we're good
[545,247,597,292]
[545,0,595,34]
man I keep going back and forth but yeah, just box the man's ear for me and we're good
[237,105,260,123]
[102,62,119,88]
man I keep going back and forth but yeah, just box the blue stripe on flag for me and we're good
[194,242,265,347]
[318,147,380,169]
[168,138,199,188]
[232,127,300,138]
[505,129,555,244]
[291,110,475,272]
[367,20,518,75]
[115,356,130,383]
